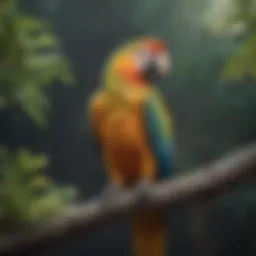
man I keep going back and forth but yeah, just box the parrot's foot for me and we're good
[100,183,122,207]
[135,180,152,208]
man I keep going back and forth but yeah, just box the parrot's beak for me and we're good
[156,52,171,75]
[142,51,171,83]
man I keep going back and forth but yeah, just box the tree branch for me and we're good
[1,143,256,255]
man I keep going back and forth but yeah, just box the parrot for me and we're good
[88,36,174,256]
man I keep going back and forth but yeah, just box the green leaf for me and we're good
[16,149,48,172]
[28,176,53,190]
[221,34,256,81]
[18,82,50,127]
[28,191,66,221]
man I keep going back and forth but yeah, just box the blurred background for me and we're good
[0,0,256,255]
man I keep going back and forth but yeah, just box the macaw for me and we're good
[89,36,174,256]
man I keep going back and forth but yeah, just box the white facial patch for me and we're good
[133,48,172,75]
[155,51,172,75]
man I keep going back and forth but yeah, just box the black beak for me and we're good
[143,61,162,84]
[142,53,171,83]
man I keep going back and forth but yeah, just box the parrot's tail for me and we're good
[131,209,166,256]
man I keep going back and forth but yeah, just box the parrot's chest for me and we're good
[102,107,147,180]
[104,109,144,153]
[107,138,144,183]
[109,142,143,184]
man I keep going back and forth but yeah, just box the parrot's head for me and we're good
[102,37,172,89]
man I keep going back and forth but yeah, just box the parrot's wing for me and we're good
[142,94,174,179]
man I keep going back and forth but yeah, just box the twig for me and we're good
[0,143,256,255]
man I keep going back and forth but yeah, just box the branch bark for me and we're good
[1,143,256,255]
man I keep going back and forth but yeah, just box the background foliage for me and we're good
[206,0,256,81]
[0,0,76,234]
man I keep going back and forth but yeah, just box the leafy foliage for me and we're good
[0,148,76,233]
[0,0,73,126]
[206,0,256,81]
[222,34,256,80]
[220,0,256,81]
[0,0,77,234]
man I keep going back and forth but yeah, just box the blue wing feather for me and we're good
[143,94,174,180]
